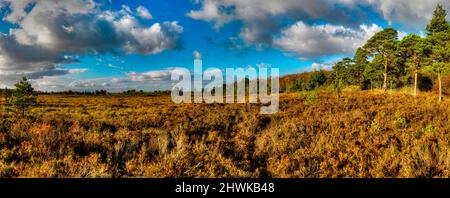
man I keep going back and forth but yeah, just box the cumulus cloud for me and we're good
[344,0,450,31]
[136,6,153,20]
[274,22,383,59]
[0,0,183,84]
[66,68,88,74]
[127,70,173,82]
[188,0,361,46]
[3,0,183,54]
[109,67,184,83]
[28,69,178,92]
[188,0,445,52]
[72,68,183,92]
[0,68,88,87]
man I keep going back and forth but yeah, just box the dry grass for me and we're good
[1,91,450,178]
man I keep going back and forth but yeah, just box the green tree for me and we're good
[9,77,37,116]
[310,70,327,89]
[363,28,399,91]
[399,34,431,97]
[1,87,11,103]
[426,4,450,35]
[352,48,369,86]
[363,54,385,89]
[426,30,450,102]
[288,78,309,92]
[333,58,352,99]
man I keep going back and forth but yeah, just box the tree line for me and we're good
[286,5,450,102]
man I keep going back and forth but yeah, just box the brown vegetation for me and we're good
[1,90,450,178]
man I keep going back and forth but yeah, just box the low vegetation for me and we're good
[1,89,450,178]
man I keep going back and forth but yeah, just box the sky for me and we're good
[0,0,448,92]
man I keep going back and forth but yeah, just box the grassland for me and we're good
[1,90,450,178]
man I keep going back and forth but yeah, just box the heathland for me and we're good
[3,4,450,178]
[1,89,450,178]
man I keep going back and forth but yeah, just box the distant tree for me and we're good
[288,78,310,92]
[310,70,327,89]
[363,28,399,91]
[399,34,431,97]
[288,79,301,92]
[95,90,107,95]
[2,87,12,105]
[9,77,37,117]
[426,4,450,35]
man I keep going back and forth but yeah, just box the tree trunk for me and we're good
[414,70,418,98]
[336,71,340,101]
[439,73,442,103]
[383,57,388,91]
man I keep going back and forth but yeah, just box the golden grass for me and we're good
[1,91,450,178]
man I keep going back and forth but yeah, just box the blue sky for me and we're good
[0,0,446,91]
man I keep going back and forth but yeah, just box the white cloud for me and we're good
[4,1,183,55]
[274,22,383,59]
[188,0,447,52]
[353,0,450,30]
[301,58,343,72]
[193,51,202,60]
[28,72,176,92]
[136,6,153,20]
[127,67,184,82]
[0,0,183,86]
[0,68,88,88]
[67,68,88,74]
[188,0,362,46]
[187,0,236,30]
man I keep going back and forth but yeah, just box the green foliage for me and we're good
[299,91,318,105]
[288,78,310,92]
[393,112,408,129]
[364,28,399,90]
[310,70,327,89]
[362,55,385,89]
[369,119,382,135]
[278,4,449,102]
[416,124,436,138]
[426,30,450,75]
[351,48,369,85]
[426,4,450,35]
[332,58,353,86]
[399,34,431,72]
[364,28,398,56]
[9,77,37,117]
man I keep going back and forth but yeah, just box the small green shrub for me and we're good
[393,112,408,129]
[299,91,319,105]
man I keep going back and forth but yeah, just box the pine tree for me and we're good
[399,34,431,97]
[352,48,370,86]
[9,77,37,117]
[333,58,352,100]
[426,4,450,35]
[426,30,450,102]
[363,28,399,91]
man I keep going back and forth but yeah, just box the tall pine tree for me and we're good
[399,35,431,97]
[426,4,450,35]
[363,28,399,91]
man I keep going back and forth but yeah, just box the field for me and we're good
[1,90,450,178]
